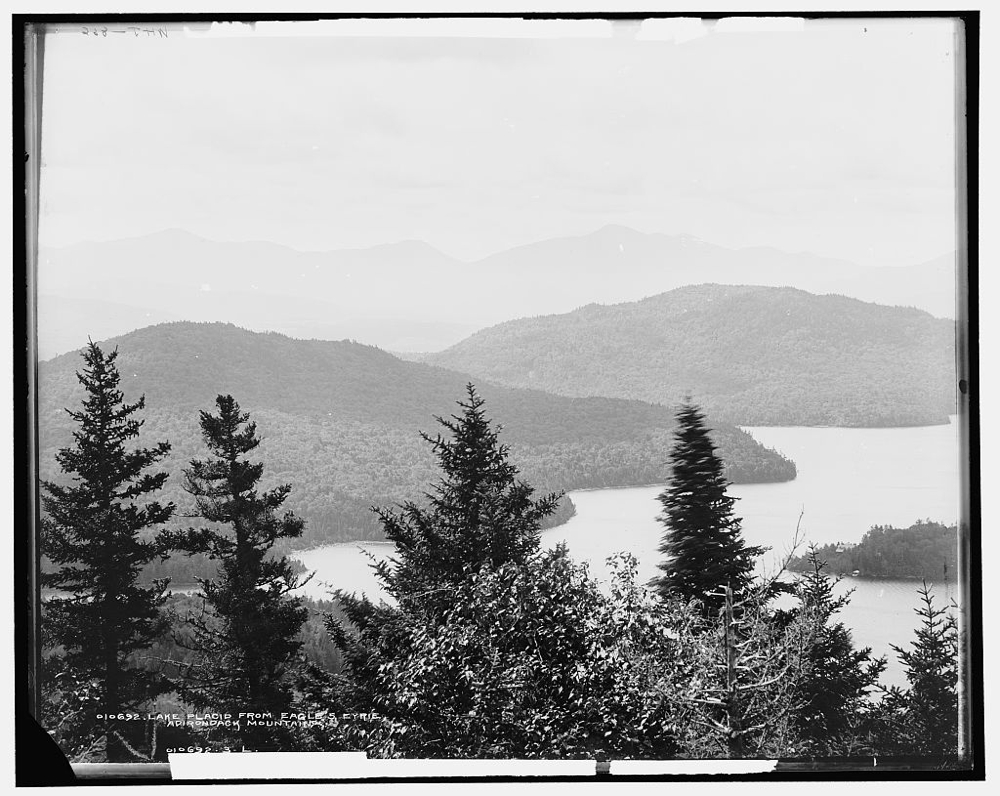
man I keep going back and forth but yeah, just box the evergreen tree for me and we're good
[369,383,560,614]
[651,402,764,612]
[331,385,561,717]
[790,546,885,751]
[40,341,175,761]
[891,582,959,756]
[166,395,309,717]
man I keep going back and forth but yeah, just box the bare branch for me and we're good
[753,507,807,599]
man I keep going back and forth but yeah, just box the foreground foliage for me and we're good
[344,551,693,759]
[326,395,961,763]
[38,361,963,765]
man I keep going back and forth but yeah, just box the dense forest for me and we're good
[787,521,958,582]
[424,284,956,427]
[38,322,796,579]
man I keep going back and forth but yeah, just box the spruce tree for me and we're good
[791,546,885,751]
[40,341,175,761]
[891,582,959,756]
[331,384,561,715]
[651,402,763,612]
[167,395,309,716]
[370,383,560,614]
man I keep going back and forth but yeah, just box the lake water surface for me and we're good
[294,420,963,688]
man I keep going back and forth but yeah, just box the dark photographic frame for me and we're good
[12,9,984,785]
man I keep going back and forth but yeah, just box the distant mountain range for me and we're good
[36,226,956,359]
[38,322,796,547]
[424,285,956,428]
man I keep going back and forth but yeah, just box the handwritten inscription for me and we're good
[81,26,168,38]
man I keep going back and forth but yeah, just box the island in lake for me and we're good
[787,520,958,582]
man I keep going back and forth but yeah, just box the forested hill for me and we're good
[787,521,958,582]
[424,285,956,427]
[38,322,795,550]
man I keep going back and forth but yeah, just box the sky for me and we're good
[37,16,960,267]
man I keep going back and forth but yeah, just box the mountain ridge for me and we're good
[424,284,956,428]
[37,225,956,359]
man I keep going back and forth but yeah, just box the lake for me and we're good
[293,420,963,688]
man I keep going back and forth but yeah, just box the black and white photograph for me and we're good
[15,8,982,783]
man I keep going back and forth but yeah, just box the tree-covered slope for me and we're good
[38,322,795,550]
[425,285,956,427]
[787,521,958,581]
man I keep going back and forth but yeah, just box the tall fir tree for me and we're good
[651,401,764,612]
[40,341,175,761]
[166,395,309,717]
[331,384,561,715]
[370,383,560,614]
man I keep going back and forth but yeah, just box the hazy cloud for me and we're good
[38,18,958,266]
